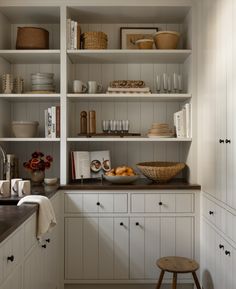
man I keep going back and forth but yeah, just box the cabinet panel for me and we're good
[65,193,83,213]
[98,217,114,279]
[65,218,83,279]
[130,217,145,279]
[83,217,99,279]
[24,213,37,255]
[114,194,128,213]
[145,194,161,213]
[98,194,113,213]
[160,217,175,257]
[175,194,193,213]
[131,194,145,213]
[160,194,176,213]
[114,217,129,280]
[83,194,99,213]
[2,266,22,289]
[176,217,193,258]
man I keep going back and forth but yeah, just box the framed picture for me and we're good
[120,27,158,49]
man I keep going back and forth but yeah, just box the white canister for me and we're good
[0,180,10,197]
[18,180,31,197]
[87,81,102,94]
[11,178,22,197]
[73,80,87,93]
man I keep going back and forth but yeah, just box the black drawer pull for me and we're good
[219,244,224,249]
[135,222,139,226]
[7,255,14,262]
[159,202,163,206]
[225,139,231,144]
[225,250,231,256]
[120,222,124,226]
[45,238,50,243]
[42,244,47,249]
[219,139,224,143]
[96,202,100,206]
[209,211,214,215]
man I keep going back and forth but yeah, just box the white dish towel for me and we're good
[17,195,57,239]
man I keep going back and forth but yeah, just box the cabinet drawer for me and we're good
[131,193,194,213]
[65,193,127,213]
[202,196,216,224]
[24,213,37,255]
[3,226,24,280]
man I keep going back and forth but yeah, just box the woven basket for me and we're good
[16,27,49,49]
[136,161,185,183]
[153,31,180,49]
[81,31,107,49]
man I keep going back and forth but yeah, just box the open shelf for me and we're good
[67,93,191,102]
[67,137,192,142]
[0,138,60,142]
[0,94,60,102]
[67,49,192,64]
[0,50,60,64]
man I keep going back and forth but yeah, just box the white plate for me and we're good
[103,174,139,184]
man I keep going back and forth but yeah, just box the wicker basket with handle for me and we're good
[136,161,185,183]
[16,27,49,49]
[81,31,108,49]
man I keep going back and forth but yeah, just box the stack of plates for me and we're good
[31,73,55,93]
[147,123,174,138]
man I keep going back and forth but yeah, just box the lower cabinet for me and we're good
[1,266,22,289]
[65,215,194,281]
[201,219,236,289]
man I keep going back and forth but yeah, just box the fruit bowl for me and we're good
[103,174,139,184]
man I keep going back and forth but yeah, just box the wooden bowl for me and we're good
[136,39,154,49]
[153,31,180,49]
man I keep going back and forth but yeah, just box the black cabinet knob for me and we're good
[120,222,124,226]
[135,222,139,226]
[96,202,100,206]
[226,139,231,144]
[219,244,224,249]
[209,211,214,215]
[42,244,47,249]
[219,139,224,143]
[225,250,231,256]
[7,255,14,262]
[159,202,163,206]
[45,238,50,243]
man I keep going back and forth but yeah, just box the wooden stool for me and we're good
[156,256,201,289]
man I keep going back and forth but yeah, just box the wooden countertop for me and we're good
[61,178,201,190]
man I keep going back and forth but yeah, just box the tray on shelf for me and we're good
[77,132,141,138]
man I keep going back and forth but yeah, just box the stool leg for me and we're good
[156,270,165,289]
[172,272,177,289]
[192,272,201,289]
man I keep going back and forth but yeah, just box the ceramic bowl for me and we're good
[136,39,154,49]
[103,174,139,184]
[44,178,58,186]
[12,121,39,138]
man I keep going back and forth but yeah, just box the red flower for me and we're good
[46,155,53,162]
[45,161,51,169]
[32,151,39,158]
[24,151,53,172]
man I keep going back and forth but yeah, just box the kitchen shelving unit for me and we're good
[0,1,196,184]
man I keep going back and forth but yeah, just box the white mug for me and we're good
[0,180,10,197]
[18,180,31,197]
[73,80,87,93]
[11,178,22,197]
[87,81,102,94]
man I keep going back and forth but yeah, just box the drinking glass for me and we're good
[156,74,161,93]
[102,120,110,133]
[109,120,117,133]
[122,120,129,133]
[173,73,178,93]
[167,75,172,93]
[162,73,168,93]
[178,74,183,92]
[116,120,122,133]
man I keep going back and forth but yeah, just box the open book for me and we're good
[71,150,111,180]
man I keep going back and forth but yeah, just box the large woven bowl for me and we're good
[136,162,185,183]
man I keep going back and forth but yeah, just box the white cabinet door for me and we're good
[65,218,83,279]
[160,194,175,213]
[98,217,114,279]
[98,194,113,213]
[83,194,99,213]
[114,217,129,279]
[130,217,145,279]
[144,217,161,279]
[2,266,22,289]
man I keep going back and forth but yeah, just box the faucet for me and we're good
[0,144,7,180]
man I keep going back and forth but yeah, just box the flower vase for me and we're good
[31,170,45,184]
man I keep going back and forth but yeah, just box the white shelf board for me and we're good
[0,94,60,102]
[67,49,192,64]
[0,138,60,142]
[0,50,60,64]
[67,93,191,102]
[67,137,192,142]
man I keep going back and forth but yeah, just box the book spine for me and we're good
[74,21,77,49]
[47,107,52,138]
[56,106,60,138]
[67,19,71,50]
[44,109,48,138]
[184,103,190,138]
[71,20,75,50]
[51,106,56,138]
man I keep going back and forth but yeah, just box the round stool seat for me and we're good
[157,256,199,273]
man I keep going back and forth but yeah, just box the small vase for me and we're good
[31,170,45,184]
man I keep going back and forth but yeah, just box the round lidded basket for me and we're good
[153,31,180,49]
[136,161,185,183]
[16,27,49,49]
[81,31,108,49]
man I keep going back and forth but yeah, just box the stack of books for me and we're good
[67,19,81,50]
[174,103,191,138]
[45,106,60,138]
